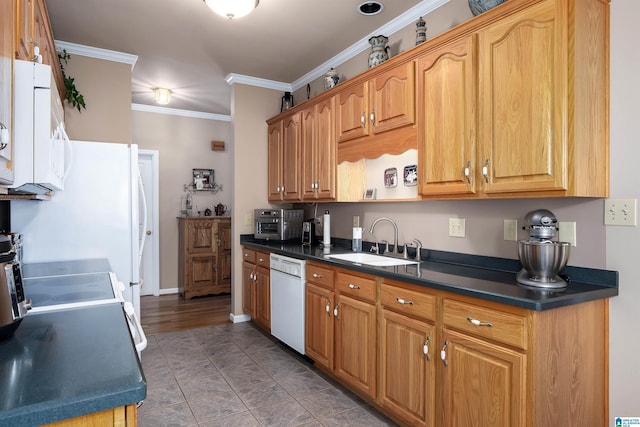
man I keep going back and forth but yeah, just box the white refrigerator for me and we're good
[11,140,147,317]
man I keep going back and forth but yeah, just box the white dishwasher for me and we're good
[270,253,306,355]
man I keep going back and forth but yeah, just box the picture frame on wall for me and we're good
[193,169,214,190]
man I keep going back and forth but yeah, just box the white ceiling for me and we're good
[45,0,445,116]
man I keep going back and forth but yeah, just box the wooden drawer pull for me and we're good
[396,297,414,305]
[348,283,360,289]
[312,273,323,278]
[466,316,493,327]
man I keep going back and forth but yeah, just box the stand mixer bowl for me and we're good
[517,240,570,284]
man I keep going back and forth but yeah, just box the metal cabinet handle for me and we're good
[463,160,472,184]
[466,316,493,327]
[333,303,341,319]
[370,111,375,126]
[0,122,8,150]
[325,298,332,317]
[258,258,265,262]
[361,113,366,128]
[423,336,431,361]
[482,159,490,183]
[441,340,449,367]
[312,273,323,278]
[348,283,360,289]
[244,253,250,257]
[396,297,414,305]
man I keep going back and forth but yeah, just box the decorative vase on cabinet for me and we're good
[368,35,390,68]
[468,0,506,15]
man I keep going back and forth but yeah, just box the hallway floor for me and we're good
[138,321,397,426]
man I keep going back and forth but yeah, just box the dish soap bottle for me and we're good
[352,216,362,252]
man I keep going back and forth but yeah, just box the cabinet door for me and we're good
[441,329,526,427]
[301,106,316,199]
[314,97,336,199]
[478,0,565,193]
[334,293,376,399]
[14,0,33,60]
[418,36,477,196]
[305,283,334,370]
[186,255,215,288]
[186,220,216,254]
[254,265,271,331]
[371,61,415,135]
[0,0,13,184]
[336,81,369,143]
[242,262,255,317]
[216,220,232,286]
[380,309,435,427]
[282,112,302,201]
[267,121,283,201]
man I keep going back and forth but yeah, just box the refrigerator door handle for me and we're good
[137,169,148,263]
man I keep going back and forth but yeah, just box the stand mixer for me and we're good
[517,209,570,290]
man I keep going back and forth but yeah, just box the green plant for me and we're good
[57,49,86,112]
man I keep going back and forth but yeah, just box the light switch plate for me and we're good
[604,198,637,226]
[449,218,465,238]
[504,219,518,241]
[558,221,577,247]
[244,212,253,226]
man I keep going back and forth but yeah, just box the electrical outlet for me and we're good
[449,218,465,238]
[504,219,518,241]
[604,198,637,226]
[558,221,577,247]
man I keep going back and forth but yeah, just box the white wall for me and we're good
[608,0,640,417]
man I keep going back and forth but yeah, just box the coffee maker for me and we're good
[301,221,314,245]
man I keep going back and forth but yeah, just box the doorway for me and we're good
[139,150,160,296]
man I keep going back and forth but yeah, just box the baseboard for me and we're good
[159,287,179,295]
[229,313,251,323]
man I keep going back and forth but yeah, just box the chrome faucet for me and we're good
[412,239,423,260]
[369,217,399,254]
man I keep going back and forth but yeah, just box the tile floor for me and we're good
[138,321,398,426]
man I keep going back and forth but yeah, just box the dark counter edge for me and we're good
[240,235,619,311]
[3,383,146,427]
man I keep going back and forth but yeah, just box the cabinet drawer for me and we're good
[380,283,435,322]
[443,299,527,350]
[255,251,270,268]
[336,272,376,303]
[242,247,256,263]
[306,263,335,289]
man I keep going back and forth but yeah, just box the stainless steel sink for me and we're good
[325,252,420,267]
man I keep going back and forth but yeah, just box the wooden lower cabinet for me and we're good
[241,246,270,331]
[43,404,137,426]
[380,309,435,427]
[440,329,525,427]
[178,217,231,299]
[302,262,608,427]
[333,292,377,399]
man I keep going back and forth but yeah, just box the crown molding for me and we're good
[291,0,449,91]
[225,73,292,92]
[131,103,232,121]
[55,40,138,69]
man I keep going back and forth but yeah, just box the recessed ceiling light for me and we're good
[358,1,384,16]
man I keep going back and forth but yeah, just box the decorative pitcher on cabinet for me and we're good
[368,35,390,68]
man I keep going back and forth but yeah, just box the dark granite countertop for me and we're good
[0,304,146,426]
[241,236,618,311]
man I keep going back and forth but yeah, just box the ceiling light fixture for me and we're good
[357,1,384,16]
[203,0,259,19]
[153,88,172,105]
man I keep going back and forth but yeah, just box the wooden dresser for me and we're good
[178,216,231,299]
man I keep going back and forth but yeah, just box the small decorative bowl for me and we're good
[468,0,507,16]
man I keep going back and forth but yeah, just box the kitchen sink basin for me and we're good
[325,253,420,267]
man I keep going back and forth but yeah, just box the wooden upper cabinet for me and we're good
[370,61,415,135]
[267,121,283,201]
[302,97,336,201]
[337,61,415,144]
[282,112,302,201]
[15,0,32,60]
[418,35,477,196]
[478,0,565,194]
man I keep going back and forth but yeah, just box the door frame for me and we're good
[139,149,160,296]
